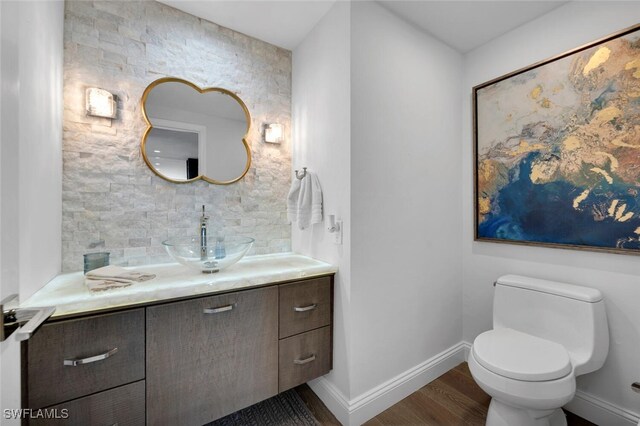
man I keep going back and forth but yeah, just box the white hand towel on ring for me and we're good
[287,177,302,223]
[296,171,323,230]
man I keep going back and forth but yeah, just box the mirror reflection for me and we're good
[141,78,251,184]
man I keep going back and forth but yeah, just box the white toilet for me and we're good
[468,275,609,426]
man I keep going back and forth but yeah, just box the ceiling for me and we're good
[159,1,336,50]
[379,1,567,52]
[159,1,567,53]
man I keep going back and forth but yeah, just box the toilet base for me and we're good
[486,399,567,426]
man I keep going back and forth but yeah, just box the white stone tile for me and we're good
[62,1,292,272]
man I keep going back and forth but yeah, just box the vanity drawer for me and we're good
[28,380,145,426]
[279,277,332,338]
[279,326,332,392]
[26,309,145,409]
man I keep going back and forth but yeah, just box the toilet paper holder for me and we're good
[1,294,55,342]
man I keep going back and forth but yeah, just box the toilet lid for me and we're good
[472,328,572,382]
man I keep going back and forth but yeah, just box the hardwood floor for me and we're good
[295,383,342,425]
[295,362,596,426]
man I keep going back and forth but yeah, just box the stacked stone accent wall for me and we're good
[62,1,292,272]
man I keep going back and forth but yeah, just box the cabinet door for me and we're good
[28,380,145,426]
[146,287,278,426]
[26,309,145,409]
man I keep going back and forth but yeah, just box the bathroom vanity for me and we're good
[19,254,335,426]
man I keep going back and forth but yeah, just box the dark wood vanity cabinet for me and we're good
[146,286,279,425]
[29,381,146,426]
[22,274,333,425]
[23,309,146,425]
[278,277,333,392]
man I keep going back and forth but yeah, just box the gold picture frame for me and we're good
[473,23,640,255]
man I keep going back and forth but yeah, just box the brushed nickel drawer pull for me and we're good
[64,347,118,366]
[294,354,316,365]
[203,304,235,314]
[293,303,317,312]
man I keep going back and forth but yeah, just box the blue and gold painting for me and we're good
[474,24,640,253]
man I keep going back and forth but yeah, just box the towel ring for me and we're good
[295,167,307,180]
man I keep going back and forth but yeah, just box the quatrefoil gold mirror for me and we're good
[141,77,251,184]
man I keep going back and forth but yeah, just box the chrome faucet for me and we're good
[200,205,209,260]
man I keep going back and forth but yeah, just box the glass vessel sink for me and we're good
[162,236,254,273]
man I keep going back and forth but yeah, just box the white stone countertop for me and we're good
[21,253,337,318]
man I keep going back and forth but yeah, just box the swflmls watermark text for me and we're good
[4,408,69,420]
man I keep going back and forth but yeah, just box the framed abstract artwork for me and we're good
[474,23,640,254]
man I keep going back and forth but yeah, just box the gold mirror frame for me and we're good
[140,77,252,185]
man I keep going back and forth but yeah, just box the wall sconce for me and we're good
[264,123,283,144]
[86,87,117,118]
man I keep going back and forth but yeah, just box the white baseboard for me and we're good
[308,341,468,426]
[565,390,639,426]
[461,340,472,361]
[310,339,640,426]
[307,375,351,426]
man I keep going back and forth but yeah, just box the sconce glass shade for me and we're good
[264,123,283,143]
[86,87,117,118]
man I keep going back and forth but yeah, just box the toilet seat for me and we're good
[473,328,572,382]
[468,349,576,412]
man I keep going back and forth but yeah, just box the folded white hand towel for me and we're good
[287,178,302,223]
[310,173,323,225]
[85,265,156,282]
[296,172,323,230]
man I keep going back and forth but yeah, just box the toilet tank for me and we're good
[493,275,609,376]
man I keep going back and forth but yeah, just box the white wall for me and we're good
[17,1,64,300]
[350,0,463,398]
[462,2,640,421]
[0,0,5,413]
[1,2,20,303]
[0,2,21,417]
[0,0,64,421]
[294,3,463,423]
[292,0,352,401]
